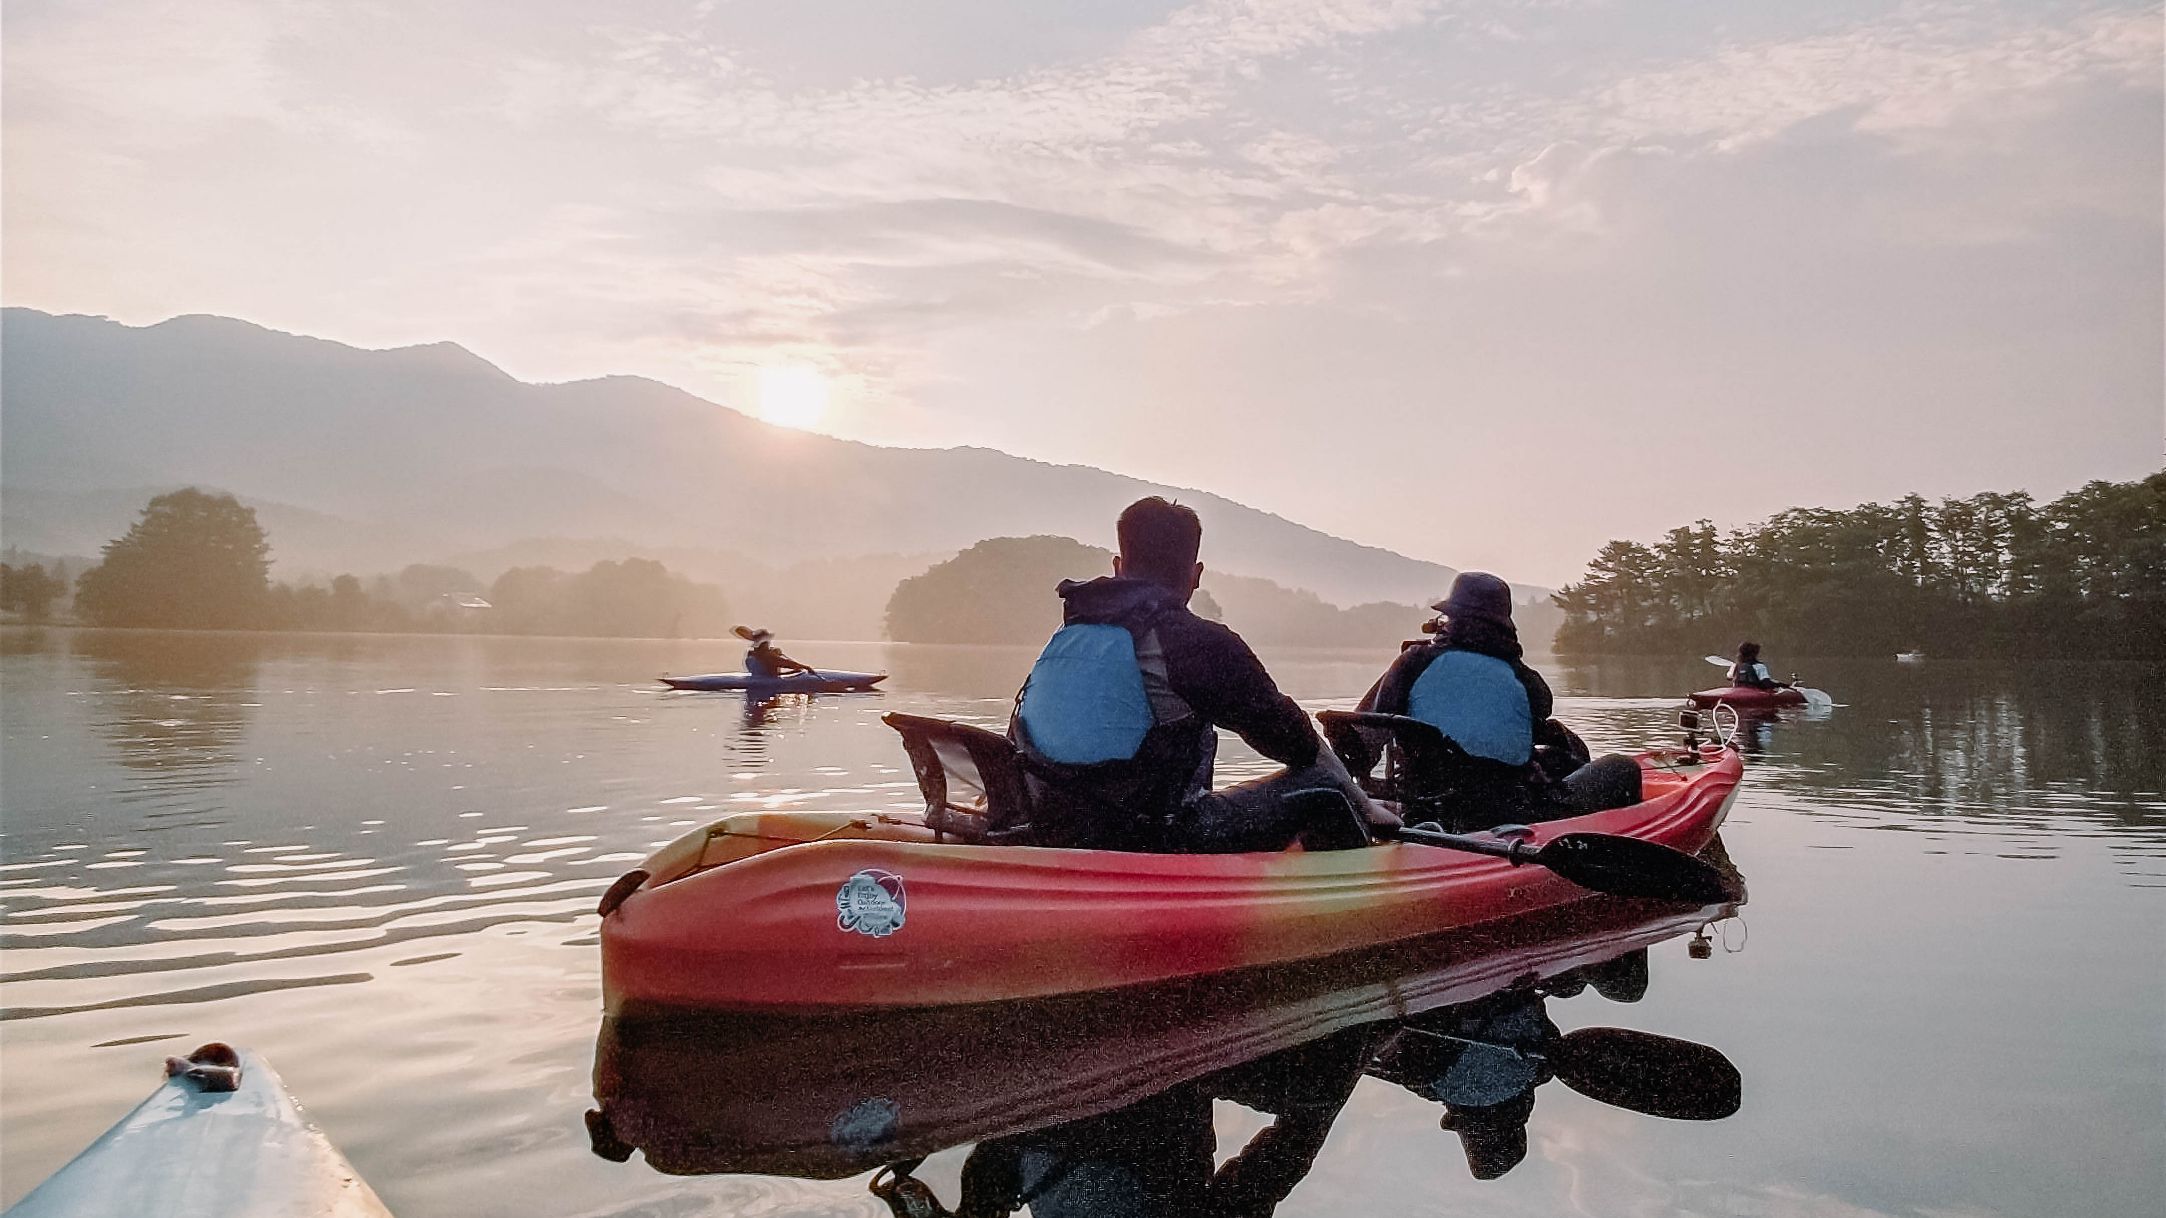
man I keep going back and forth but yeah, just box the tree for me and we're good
[0,562,68,621]
[74,490,271,628]
[887,537,1113,644]
[1552,473,2165,659]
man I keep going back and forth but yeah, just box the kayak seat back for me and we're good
[1318,710,1500,831]
[883,712,1039,844]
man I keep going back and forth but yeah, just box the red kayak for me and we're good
[597,747,1744,1012]
[1687,685,1806,710]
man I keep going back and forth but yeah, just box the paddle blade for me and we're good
[1535,834,1739,904]
[1551,1027,1741,1120]
[1703,655,1733,668]
[1798,686,1835,707]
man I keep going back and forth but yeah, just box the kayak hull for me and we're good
[659,670,886,693]
[5,1049,390,1218]
[1687,685,1806,710]
[599,748,1743,1012]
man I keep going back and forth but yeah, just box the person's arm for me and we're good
[1166,619,1396,826]
[1165,620,1318,767]
[1517,664,1554,723]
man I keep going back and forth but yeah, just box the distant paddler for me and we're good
[734,625,815,679]
[1725,642,1787,692]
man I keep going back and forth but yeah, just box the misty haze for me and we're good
[2,3,2160,1218]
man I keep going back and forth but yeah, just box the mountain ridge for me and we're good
[0,306,1517,608]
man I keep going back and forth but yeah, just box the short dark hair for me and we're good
[1117,497,1202,587]
[1738,641,1761,658]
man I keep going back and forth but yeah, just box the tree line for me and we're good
[42,488,733,639]
[1551,474,2165,658]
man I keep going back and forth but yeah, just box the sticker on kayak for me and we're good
[830,1097,902,1149]
[836,869,907,937]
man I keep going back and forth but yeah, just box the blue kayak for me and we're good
[658,670,886,693]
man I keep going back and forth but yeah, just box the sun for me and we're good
[757,365,830,430]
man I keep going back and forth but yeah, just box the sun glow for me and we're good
[757,366,830,430]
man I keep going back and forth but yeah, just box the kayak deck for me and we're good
[599,748,1743,1012]
[5,1046,391,1218]
[1687,685,1805,709]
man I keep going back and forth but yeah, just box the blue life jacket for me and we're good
[1015,622,1192,765]
[1015,624,1154,763]
[744,647,778,678]
[1406,649,1533,766]
[1012,614,1201,846]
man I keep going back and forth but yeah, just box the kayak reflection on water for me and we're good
[588,876,1748,1217]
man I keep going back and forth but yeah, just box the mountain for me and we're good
[0,307,1485,608]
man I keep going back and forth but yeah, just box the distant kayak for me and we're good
[5,1043,391,1218]
[658,670,886,693]
[1686,685,1807,710]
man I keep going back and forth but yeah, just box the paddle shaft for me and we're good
[1381,824,1736,904]
[1391,824,1536,863]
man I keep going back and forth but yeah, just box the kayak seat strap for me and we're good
[882,712,1039,844]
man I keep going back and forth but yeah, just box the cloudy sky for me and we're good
[6,0,2160,584]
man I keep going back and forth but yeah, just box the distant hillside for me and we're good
[0,307,1497,608]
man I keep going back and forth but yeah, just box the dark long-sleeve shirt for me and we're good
[1009,577,1321,849]
[1048,576,1319,769]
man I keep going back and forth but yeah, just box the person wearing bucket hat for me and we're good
[1357,572,1643,826]
[734,625,813,679]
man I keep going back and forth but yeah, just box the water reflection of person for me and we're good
[949,1026,1375,1217]
[1370,950,1651,1181]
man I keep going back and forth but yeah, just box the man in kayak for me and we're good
[1357,572,1641,825]
[1728,641,1785,691]
[1009,496,1396,852]
[735,626,813,679]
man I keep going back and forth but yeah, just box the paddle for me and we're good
[1394,1024,1740,1121]
[1278,782,1735,906]
[1701,655,1833,707]
[1378,822,1738,905]
[1549,1027,1741,1120]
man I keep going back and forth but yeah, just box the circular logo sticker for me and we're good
[836,869,906,937]
[830,1097,902,1149]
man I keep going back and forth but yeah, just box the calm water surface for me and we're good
[2,630,2160,1216]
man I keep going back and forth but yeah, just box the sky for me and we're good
[5,0,2161,585]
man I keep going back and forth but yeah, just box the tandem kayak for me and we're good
[597,747,1744,1012]
[1686,685,1806,710]
[5,1044,391,1218]
[658,669,886,693]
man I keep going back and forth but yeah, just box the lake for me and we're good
[2,629,2160,1216]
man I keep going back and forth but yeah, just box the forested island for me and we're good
[1552,475,2165,658]
[882,535,1498,649]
